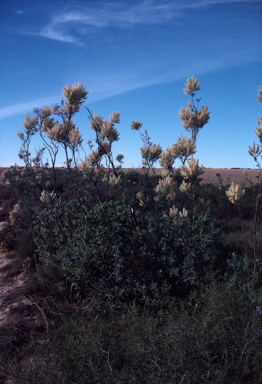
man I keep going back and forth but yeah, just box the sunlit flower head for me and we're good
[108,174,121,186]
[178,105,210,133]
[109,111,120,125]
[42,117,55,132]
[98,140,111,156]
[248,142,262,158]
[86,149,101,167]
[130,120,143,131]
[226,182,245,204]
[154,174,176,201]
[171,135,196,164]
[141,144,162,167]
[180,155,204,179]
[90,113,103,133]
[40,190,56,204]
[183,76,200,96]
[17,130,24,140]
[62,81,88,104]
[40,106,52,119]
[69,127,83,146]
[159,147,175,170]
[179,180,191,193]
[179,207,188,219]
[62,81,88,113]
[100,121,119,142]
[254,115,262,143]
[23,114,38,132]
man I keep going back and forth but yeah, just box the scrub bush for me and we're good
[14,77,221,309]
[34,196,221,309]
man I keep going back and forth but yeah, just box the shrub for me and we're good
[34,197,222,309]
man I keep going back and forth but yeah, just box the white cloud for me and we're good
[1,49,257,121]
[0,96,59,120]
[38,0,254,44]
[39,26,82,45]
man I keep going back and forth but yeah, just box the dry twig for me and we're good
[25,297,49,334]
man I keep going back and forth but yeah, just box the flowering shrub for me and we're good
[3,78,262,383]
[14,77,224,308]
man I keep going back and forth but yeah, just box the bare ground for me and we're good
[0,254,44,382]
[0,168,50,383]
[120,167,260,186]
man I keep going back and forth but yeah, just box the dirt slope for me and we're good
[0,169,46,382]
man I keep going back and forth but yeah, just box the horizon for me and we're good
[0,0,261,169]
[0,165,260,171]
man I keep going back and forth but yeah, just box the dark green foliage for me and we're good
[34,198,222,309]
[225,251,262,293]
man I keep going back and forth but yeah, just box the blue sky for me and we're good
[0,0,261,169]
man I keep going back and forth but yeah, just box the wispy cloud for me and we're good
[38,0,254,44]
[1,47,256,121]
[0,97,59,120]
[39,26,82,45]
[1,0,258,121]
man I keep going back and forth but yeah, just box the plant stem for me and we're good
[253,179,262,276]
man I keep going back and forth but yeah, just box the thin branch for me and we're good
[25,297,49,334]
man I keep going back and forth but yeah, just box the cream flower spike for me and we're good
[254,115,262,141]
[40,190,56,204]
[226,182,245,204]
[183,76,200,96]
[180,155,204,178]
[248,142,262,157]
[179,180,191,193]
[179,207,188,218]
[169,206,178,218]
[108,174,121,186]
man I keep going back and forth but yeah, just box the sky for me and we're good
[0,0,261,169]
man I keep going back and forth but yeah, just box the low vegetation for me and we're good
[0,79,262,383]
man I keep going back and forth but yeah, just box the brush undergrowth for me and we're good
[4,278,262,384]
